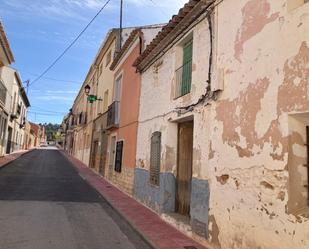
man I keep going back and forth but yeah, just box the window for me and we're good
[150,132,161,185]
[113,75,122,102]
[175,40,193,98]
[106,50,112,67]
[0,80,6,105]
[287,113,309,213]
[305,126,309,203]
[114,140,123,172]
[99,63,103,76]
[103,90,109,112]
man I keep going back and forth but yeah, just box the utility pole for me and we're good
[25,80,30,94]
[119,0,123,50]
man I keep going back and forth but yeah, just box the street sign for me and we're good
[87,95,97,103]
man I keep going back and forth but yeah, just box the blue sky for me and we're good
[0,0,187,124]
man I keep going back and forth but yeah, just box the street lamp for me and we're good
[84,84,102,103]
[84,84,91,96]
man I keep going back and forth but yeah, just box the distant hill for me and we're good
[43,123,61,142]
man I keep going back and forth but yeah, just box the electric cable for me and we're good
[28,0,112,87]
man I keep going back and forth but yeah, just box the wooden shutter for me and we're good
[150,132,161,185]
[181,41,193,96]
[114,141,123,172]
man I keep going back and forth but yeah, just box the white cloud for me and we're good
[34,96,75,101]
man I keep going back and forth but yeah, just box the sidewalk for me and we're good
[0,149,34,168]
[62,151,209,249]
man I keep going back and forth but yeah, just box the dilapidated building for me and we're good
[133,0,309,249]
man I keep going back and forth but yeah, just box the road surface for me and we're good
[0,148,151,249]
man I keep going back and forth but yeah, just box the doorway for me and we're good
[99,132,108,176]
[109,136,116,176]
[6,127,12,154]
[91,141,99,169]
[176,121,193,216]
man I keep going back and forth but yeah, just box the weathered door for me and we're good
[91,141,99,170]
[176,121,193,216]
[99,132,108,176]
[6,127,12,154]
[109,136,116,177]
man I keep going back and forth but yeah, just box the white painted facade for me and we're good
[136,0,309,248]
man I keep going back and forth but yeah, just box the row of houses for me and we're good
[0,21,44,156]
[62,0,309,248]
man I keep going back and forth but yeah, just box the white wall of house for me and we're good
[136,1,309,249]
[208,1,309,249]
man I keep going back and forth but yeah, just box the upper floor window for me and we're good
[0,80,6,105]
[175,40,193,98]
[106,50,112,67]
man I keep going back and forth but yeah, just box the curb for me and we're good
[60,150,158,249]
[0,148,36,169]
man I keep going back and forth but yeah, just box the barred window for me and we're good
[0,80,6,105]
[115,140,123,172]
[150,132,161,185]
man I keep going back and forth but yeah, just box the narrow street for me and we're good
[0,148,151,249]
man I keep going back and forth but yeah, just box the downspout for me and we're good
[176,7,218,112]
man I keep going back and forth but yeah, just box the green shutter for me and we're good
[181,41,193,96]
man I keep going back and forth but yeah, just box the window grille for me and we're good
[115,140,123,172]
[150,132,161,185]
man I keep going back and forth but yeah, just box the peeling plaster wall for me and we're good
[209,0,309,248]
[136,0,309,248]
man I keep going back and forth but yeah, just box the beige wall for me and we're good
[96,38,117,115]
[0,67,28,153]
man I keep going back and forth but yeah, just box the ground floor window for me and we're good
[305,126,309,205]
[114,140,123,172]
[150,131,161,185]
[287,113,309,213]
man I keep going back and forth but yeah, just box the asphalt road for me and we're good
[0,148,151,249]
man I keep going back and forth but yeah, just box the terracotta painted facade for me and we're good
[106,33,142,194]
[106,27,163,195]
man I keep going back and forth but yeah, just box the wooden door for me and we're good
[109,136,116,173]
[176,121,193,216]
[91,141,98,169]
[99,132,108,176]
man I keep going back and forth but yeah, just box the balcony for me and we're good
[174,59,192,99]
[107,101,120,129]
[16,104,21,115]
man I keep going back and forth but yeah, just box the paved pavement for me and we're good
[64,151,209,249]
[0,148,151,249]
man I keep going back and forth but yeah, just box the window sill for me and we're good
[173,92,191,101]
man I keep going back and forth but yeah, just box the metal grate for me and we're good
[107,101,120,128]
[114,141,123,172]
[0,80,6,105]
[150,131,161,185]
